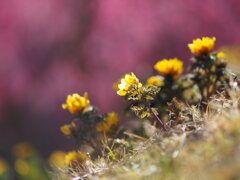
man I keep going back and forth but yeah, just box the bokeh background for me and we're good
[0,0,240,158]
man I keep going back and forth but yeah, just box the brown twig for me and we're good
[147,102,168,132]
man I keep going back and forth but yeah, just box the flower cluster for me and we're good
[115,36,230,130]
[60,92,119,155]
[57,36,232,173]
[115,57,185,128]
[115,72,165,128]
[117,73,142,96]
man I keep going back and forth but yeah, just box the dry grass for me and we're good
[57,45,240,180]
[57,81,240,180]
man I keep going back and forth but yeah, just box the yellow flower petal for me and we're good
[60,126,71,136]
[96,112,119,132]
[60,122,76,136]
[117,89,127,96]
[65,151,86,167]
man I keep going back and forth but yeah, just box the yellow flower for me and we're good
[0,158,7,175]
[113,79,121,91]
[96,112,119,132]
[146,76,164,86]
[117,73,142,96]
[62,92,92,114]
[65,151,86,167]
[188,37,216,55]
[154,58,183,79]
[60,122,76,136]
[13,142,34,158]
[49,151,66,168]
[217,51,225,59]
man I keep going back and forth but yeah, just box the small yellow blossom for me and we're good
[60,122,76,136]
[154,58,183,79]
[15,159,29,175]
[146,76,164,86]
[96,112,119,132]
[217,51,225,59]
[62,92,92,114]
[117,73,142,96]
[188,37,216,55]
[0,158,7,175]
[65,151,86,167]
[13,142,34,158]
[113,79,121,91]
[49,151,66,168]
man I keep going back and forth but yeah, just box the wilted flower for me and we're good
[154,58,183,79]
[62,92,92,114]
[60,122,76,136]
[65,151,86,167]
[49,151,66,168]
[96,112,119,132]
[146,76,164,86]
[188,37,216,55]
[117,73,142,96]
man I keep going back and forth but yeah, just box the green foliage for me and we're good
[128,85,160,119]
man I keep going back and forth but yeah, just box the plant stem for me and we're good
[147,102,167,132]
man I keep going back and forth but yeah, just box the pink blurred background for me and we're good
[0,0,240,157]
